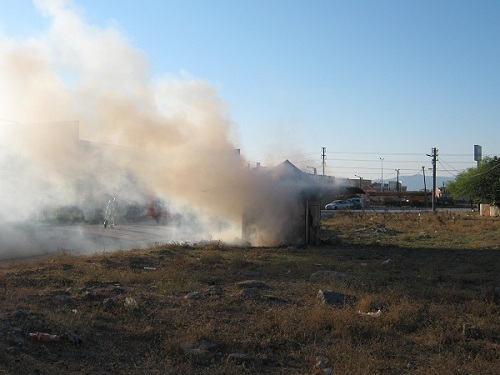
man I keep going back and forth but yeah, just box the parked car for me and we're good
[346,197,364,209]
[325,200,354,210]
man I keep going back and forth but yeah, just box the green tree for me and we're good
[447,157,500,205]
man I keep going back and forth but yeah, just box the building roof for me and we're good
[270,159,306,180]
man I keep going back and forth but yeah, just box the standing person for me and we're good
[103,197,117,228]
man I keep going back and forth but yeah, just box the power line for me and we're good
[248,149,481,181]
[251,151,486,166]
[291,156,475,164]
[465,160,500,178]
[326,151,490,157]
[249,149,497,164]
[328,151,425,156]
[330,167,423,171]
[324,158,470,164]
[438,158,463,177]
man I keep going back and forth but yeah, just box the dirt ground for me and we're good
[0,213,499,374]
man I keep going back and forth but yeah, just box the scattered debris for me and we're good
[124,297,138,308]
[314,356,334,374]
[29,332,60,342]
[357,309,382,318]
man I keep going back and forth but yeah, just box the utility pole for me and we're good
[321,147,326,176]
[380,157,384,192]
[426,148,438,211]
[394,169,400,192]
[422,166,428,207]
[432,148,438,211]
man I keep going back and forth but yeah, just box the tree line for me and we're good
[447,157,500,206]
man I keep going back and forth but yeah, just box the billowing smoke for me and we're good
[0,0,251,256]
[0,1,345,258]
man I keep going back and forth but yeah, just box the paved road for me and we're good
[0,222,195,261]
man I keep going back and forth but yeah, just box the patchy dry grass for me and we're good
[321,210,500,250]
[0,212,499,374]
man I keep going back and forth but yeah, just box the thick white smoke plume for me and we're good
[0,1,345,258]
[0,0,250,256]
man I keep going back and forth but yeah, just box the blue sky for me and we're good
[1,0,499,185]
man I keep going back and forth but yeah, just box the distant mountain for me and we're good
[394,174,455,192]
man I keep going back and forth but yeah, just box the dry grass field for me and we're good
[0,211,499,374]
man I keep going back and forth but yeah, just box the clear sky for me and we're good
[1,0,499,185]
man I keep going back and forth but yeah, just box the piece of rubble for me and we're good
[235,280,269,289]
[317,290,356,307]
[314,356,334,374]
[103,297,117,310]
